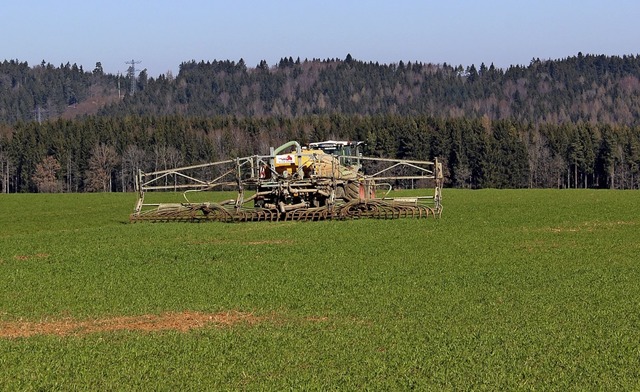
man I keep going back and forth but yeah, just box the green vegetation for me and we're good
[2,114,639,193]
[3,53,640,125]
[1,190,639,389]
[3,53,640,193]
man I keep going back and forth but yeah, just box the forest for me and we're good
[0,53,639,192]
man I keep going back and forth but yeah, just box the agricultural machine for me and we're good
[130,140,443,222]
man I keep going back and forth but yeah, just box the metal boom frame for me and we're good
[131,144,443,222]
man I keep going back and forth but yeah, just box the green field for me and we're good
[1,190,639,390]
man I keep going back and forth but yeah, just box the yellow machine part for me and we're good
[273,149,357,179]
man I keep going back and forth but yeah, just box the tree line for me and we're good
[1,53,639,192]
[1,115,638,193]
[2,53,640,126]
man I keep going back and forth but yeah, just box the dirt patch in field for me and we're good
[305,316,329,322]
[516,239,578,253]
[14,253,50,261]
[0,311,261,339]
[545,220,636,233]
[244,239,294,246]
[188,239,229,245]
[188,239,293,246]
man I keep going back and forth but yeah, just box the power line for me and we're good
[125,59,141,94]
[33,105,48,124]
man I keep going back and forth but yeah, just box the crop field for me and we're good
[0,189,639,389]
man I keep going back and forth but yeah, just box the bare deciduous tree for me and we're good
[85,143,119,192]
[32,156,61,193]
[165,146,183,170]
[0,149,10,193]
[165,146,183,189]
[121,145,147,192]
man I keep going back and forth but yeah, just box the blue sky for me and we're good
[2,0,639,77]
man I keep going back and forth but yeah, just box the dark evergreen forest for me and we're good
[0,53,639,192]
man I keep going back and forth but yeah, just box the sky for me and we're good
[2,0,640,77]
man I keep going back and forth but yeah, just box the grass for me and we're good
[0,189,639,389]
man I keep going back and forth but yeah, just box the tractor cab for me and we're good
[307,140,363,169]
[307,140,363,157]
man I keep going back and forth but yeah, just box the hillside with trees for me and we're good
[0,53,639,193]
[3,53,640,125]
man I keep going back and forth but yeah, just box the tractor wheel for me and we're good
[345,182,360,200]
